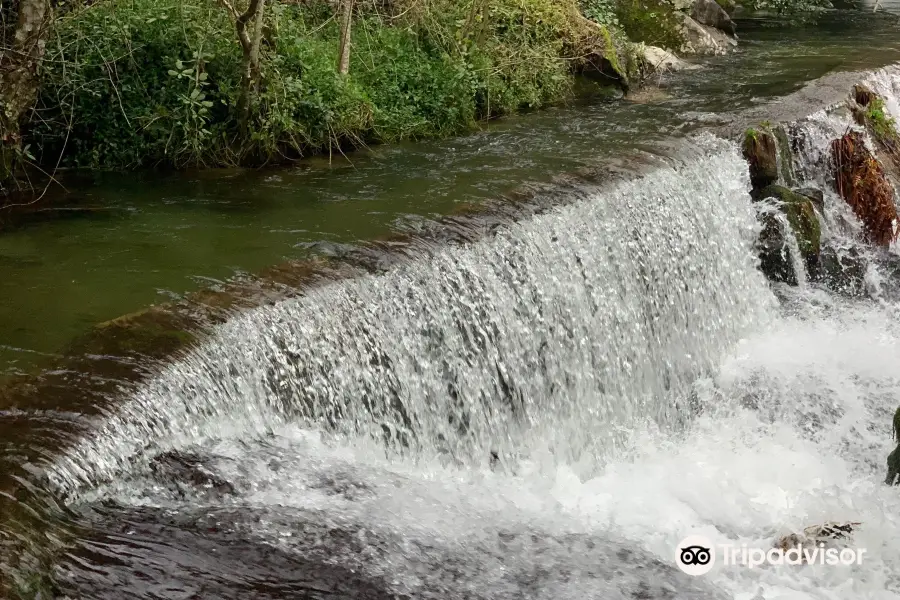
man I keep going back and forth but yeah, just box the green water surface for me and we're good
[1,11,899,373]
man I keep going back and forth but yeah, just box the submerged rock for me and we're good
[743,128,779,189]
[638,45,697,75]
[775,522,861,558]
[756,185,822,285]
[625,86,674,104]
[813,245,867,297]
[148,450,236,499]
[831,130,899,247]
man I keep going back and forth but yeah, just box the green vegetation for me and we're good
[21,0,631,173]
[0,0,835,191]
[581,0,686,50]
[865,97,900,143]
[611,0,686,51]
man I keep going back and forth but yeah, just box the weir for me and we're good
[6,60,900,600]
[46,135,777,500]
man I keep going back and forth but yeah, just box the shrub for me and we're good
[26,0,630,170]
[612,0,685,51]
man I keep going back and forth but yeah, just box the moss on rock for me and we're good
[760,185,821,257]
[743,127,779,190]
[756,184,823,285]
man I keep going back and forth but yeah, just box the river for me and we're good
[3,9,900,600]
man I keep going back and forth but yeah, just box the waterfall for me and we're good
[36,63,900,600]
[46,133,777,500]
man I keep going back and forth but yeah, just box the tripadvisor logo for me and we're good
[674,535,866,576]
[676,535,716,576]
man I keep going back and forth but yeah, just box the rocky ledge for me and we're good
[736,74,900,295]
[636,0,739,77]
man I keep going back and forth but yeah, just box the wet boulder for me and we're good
[812,245,866,297]
[690,0,736,35]
[680,15,737,56]
[854,83,878,109]
[148,450,236,500]
[743,128,779,189]
[887,406,900,485]
[758,213,792,283]
[871,251,900,301]
[831,131,899,247]
[756,185,822,285]
[795,187,825,214]
[638,45,697,75]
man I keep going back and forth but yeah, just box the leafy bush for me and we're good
[31,0,240,168]
[581,0,621,27]
[612,0,685,51]
[27,0,630,170]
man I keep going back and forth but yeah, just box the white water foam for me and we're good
[42,88,900,597]
[82,296,900,599]
[46,133,776,500]
[97,294,900,600]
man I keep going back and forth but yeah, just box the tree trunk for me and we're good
[0,0,53,194]
[218,0,266,133]
[249,0,267,96]
[337,0,353,75]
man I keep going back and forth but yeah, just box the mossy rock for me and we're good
[756,185,822,285]
[572,23,638,88]
[773,125,797,187]
[760,185,821,258]
[743,127,779,189]
[612,0,686,55]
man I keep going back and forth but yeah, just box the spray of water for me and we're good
[46,133,776,501]
[41,64,900,600]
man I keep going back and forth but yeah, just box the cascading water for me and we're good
[46,134,776,500]
[32,64,900,600]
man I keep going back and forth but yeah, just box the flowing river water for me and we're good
[4,10,900,600]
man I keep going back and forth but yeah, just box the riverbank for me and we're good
[0,0,765,196]
[3,0,628,187]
